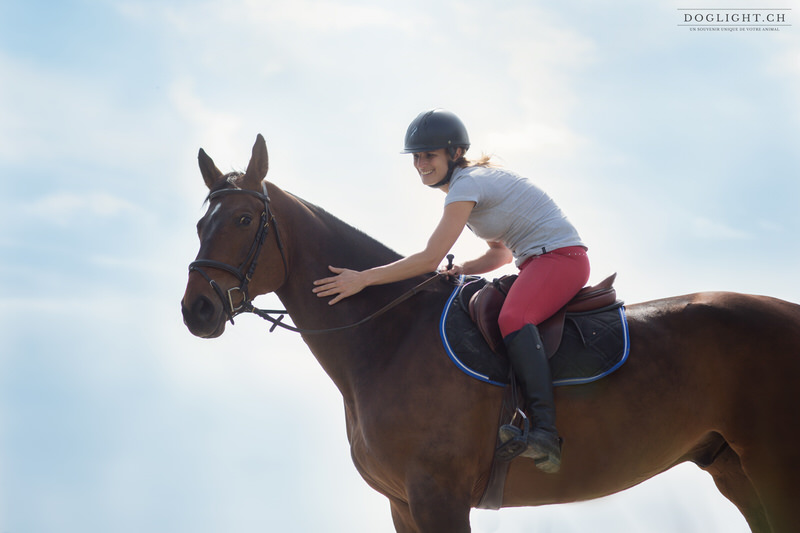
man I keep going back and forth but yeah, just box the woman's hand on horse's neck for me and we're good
[312,200,475,305]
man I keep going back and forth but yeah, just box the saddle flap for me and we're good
[468,273,618,357]
[468,277,514,355]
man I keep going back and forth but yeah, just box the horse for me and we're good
[181,134,800,533]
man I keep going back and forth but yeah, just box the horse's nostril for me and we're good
[182,295,217,327]
[193,295,215,322]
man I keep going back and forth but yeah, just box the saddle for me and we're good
[467,273,618,357]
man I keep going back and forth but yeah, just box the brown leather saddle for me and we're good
[467,273,618,357]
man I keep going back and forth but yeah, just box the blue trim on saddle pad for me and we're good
[438,279,631,388]
[551,305,629,387]
[439,277,508,386]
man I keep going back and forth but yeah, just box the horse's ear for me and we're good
[198,148,224,190]
[243,134,269,189]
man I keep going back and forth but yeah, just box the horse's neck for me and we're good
[270,186,424,395]
[273,188,407,315]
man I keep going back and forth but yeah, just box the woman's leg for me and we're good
[496,246,590,472]
[498,246,590,337]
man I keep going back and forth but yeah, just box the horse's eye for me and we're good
[238,215,253,226]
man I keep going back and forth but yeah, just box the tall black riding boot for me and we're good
[502,323,562,473]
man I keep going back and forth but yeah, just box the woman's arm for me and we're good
[313,201,475,305]
[445,240,513,276]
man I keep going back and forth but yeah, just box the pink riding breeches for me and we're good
[497,246,590,338]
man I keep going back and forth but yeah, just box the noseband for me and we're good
[188,182,288,325]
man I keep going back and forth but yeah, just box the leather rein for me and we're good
[188,183,444,335]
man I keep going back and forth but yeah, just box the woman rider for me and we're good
[312,109,589,473]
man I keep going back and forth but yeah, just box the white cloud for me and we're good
[20,191,149,226]
[485,121,588,159]
[690,216,752,241]
[0,51,181,176]
[168,78,244,162]
[765,40,800,122]
[118,0,415,34]
[239,0,414,32]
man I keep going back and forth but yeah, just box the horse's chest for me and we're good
[347,424,409,501]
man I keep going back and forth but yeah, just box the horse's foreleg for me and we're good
[701,444,770,533]
[389,495,471,533]
[393,476,472,533]
[390,499,418,533]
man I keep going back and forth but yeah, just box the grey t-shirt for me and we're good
[445,166,585,267]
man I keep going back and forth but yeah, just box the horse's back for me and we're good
[627,290,800,365]
[624,290,800,434]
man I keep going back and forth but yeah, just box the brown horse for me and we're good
[181,135,800,533]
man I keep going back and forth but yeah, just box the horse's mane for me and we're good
[289,193,404,266]
[204,174,422,279]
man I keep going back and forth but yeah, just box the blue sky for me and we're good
[1,0,798,531]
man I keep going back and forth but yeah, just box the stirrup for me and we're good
[496,408,530,461]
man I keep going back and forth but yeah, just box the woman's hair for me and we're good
[453,150,494,168]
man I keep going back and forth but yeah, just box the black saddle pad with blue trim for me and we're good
[438,279,630,387]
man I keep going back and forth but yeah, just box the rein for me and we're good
[188,181,447,335]
[242,272,445,335]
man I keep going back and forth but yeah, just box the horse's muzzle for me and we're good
[181,293,227,338]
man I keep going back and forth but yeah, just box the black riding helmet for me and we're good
[402,109,470,154]
[403,109,470,188]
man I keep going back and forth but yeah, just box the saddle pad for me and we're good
[439,279,630,387]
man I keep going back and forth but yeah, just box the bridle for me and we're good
[188,182,288,325]
[188,181,450,335]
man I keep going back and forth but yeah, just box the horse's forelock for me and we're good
[203,172,245,204]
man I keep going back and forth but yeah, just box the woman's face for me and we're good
[412,149,450,187]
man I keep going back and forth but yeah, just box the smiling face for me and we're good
[412,148,454,188]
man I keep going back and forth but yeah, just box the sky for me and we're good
[1,0,798,531]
